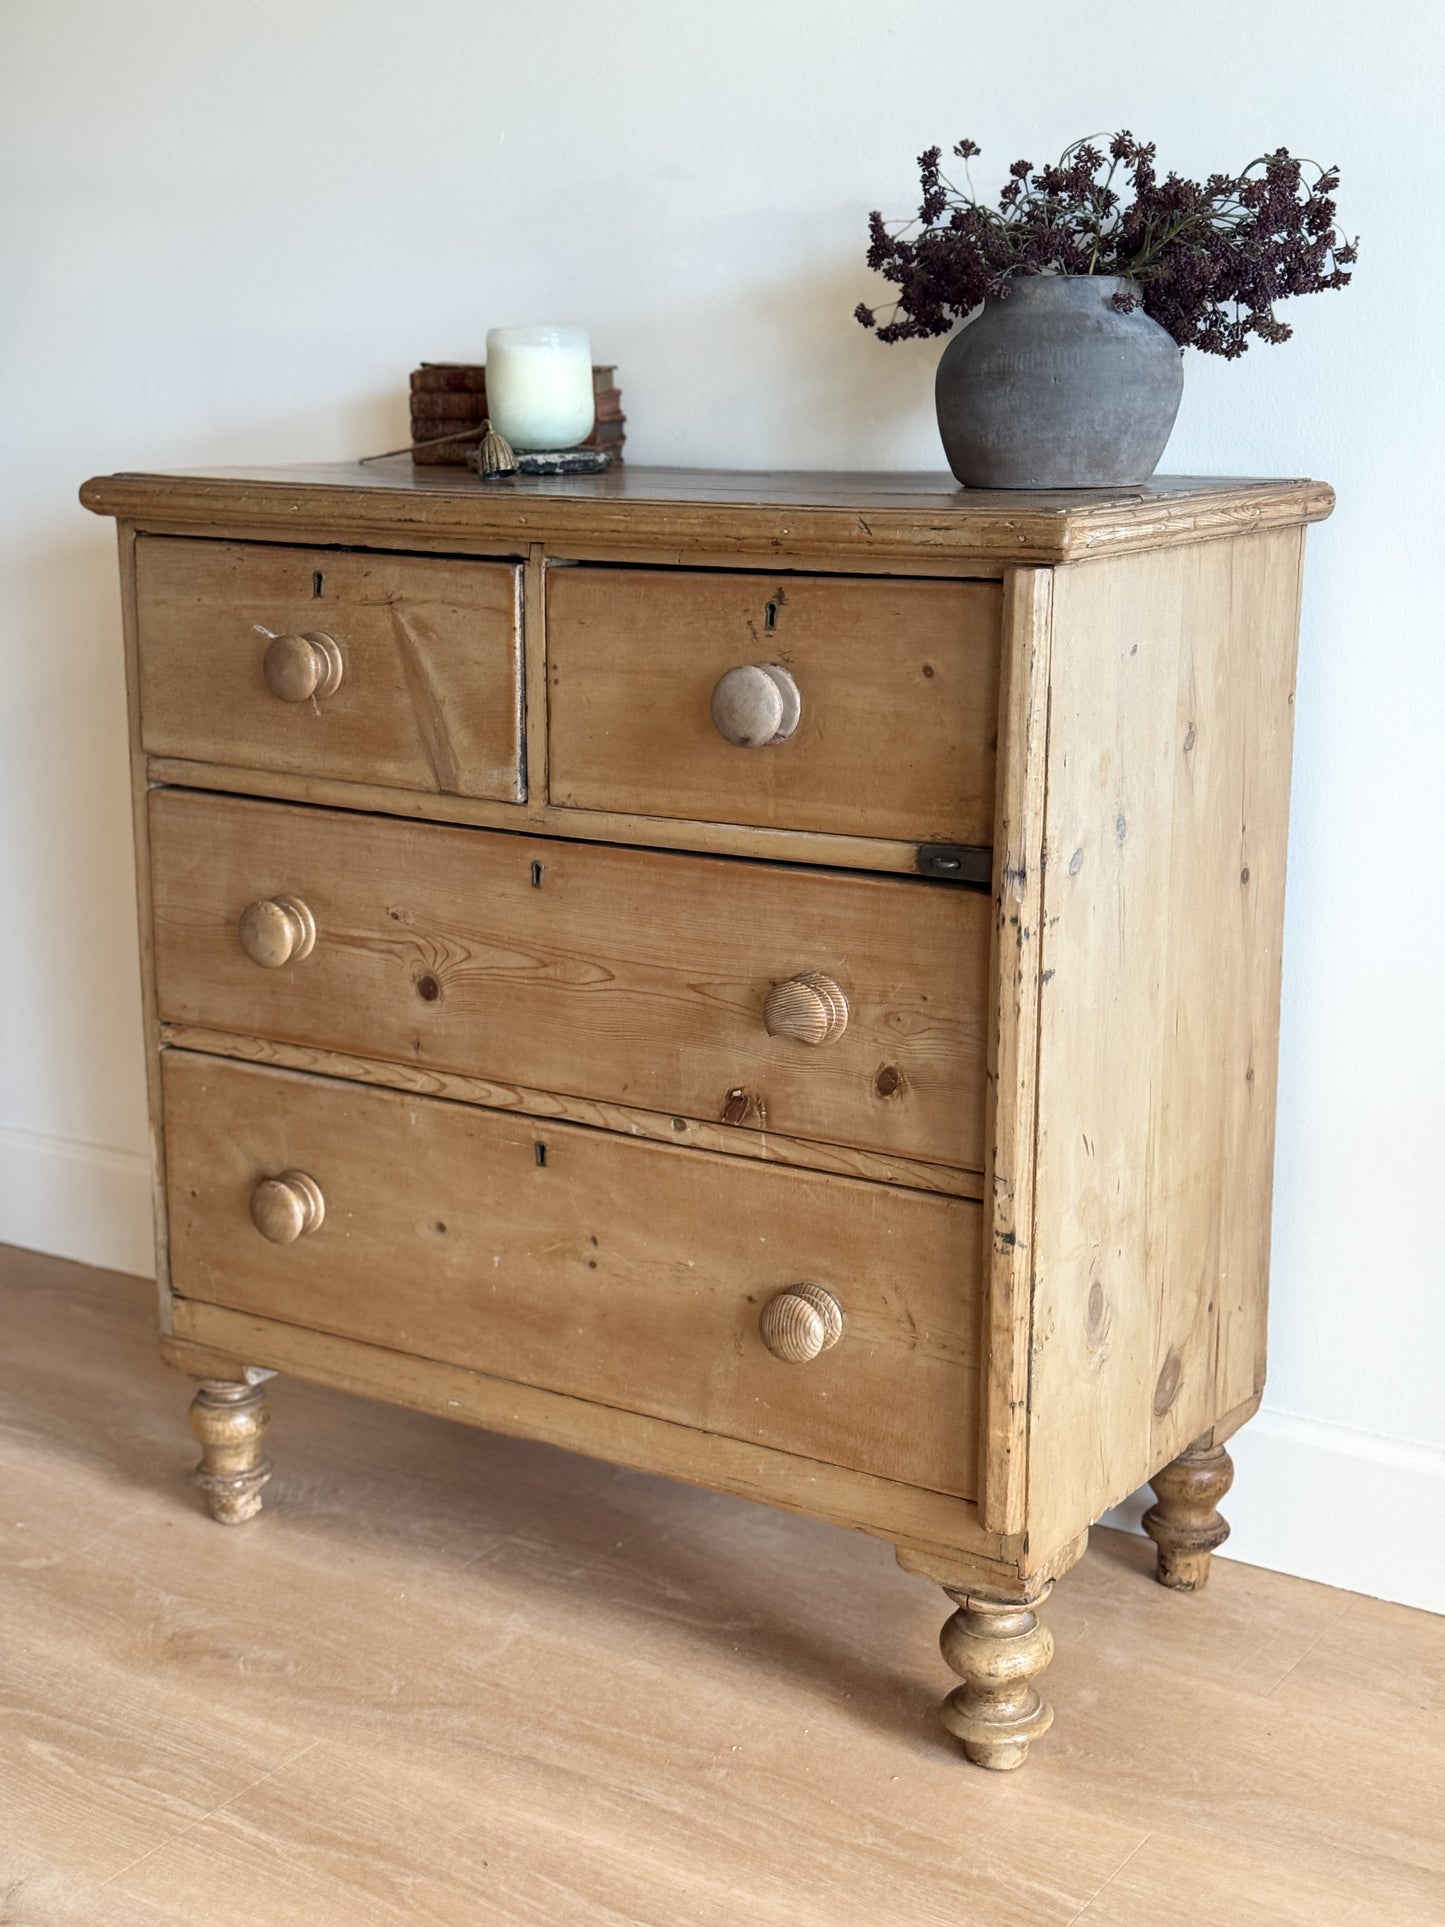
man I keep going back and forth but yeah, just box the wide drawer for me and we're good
[547,567,1001,843]
[163,1053,981,1497]
[149,789,990,1171]
[134,538,523,800]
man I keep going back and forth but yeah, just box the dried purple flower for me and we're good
[857,134,1358,355]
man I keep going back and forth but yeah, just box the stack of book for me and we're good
[409,364,625,466]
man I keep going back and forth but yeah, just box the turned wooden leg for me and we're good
[188,1378,272,1524]
[1143,1438,1233,1590]
[938,1584,1055,1771]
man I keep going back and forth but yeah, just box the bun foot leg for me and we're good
[188,1377,272,1524]
[938,1585,1055,1771]
[1144,1438,1233,1591]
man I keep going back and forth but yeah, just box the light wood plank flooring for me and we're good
[2,1245,1441,1926]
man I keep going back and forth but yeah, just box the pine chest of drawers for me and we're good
[82,461,1332,1770]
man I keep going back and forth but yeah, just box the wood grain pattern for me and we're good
[757,1282,844,1363]
[149,788,990,1169]
[978,566,1053,1534]
[188,1378,272,1523]
[156,1023,981,1197]
[114,526,172,1330]
[937,1585,1055,1770]
[1144,1438,1235,1590]
[522,545,549,805]
[1024,528,1306,1554]
[548,567,1001,843]
[81,463,1335,569]
[162,1304,1029,1583]
[134,538,523,800]
[162,1052,985,1499]
[143,755,941,876]
[763,972,849,1046]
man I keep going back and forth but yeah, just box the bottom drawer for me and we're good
[163,1052,982,1498]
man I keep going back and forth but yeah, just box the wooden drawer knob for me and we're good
[759,1283,844,1363]
[764,972,848,1045]
[238,895,317,969]
[250,1170,325,1245]
[710,663,801,747]
[262,630,344,703]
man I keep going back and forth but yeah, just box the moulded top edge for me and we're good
[78,463,1335,566]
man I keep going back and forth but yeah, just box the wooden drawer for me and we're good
[149,789,990,1172]
[134,538,523,800]
[163,1053,982,1497]
[547,567,1001,843]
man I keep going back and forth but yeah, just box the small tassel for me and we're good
[475,418,517,479]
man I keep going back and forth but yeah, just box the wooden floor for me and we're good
[2,1248,1442,1927]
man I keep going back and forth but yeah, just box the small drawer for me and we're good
[547,567,1001,844]
[149,790,990,1172]
[163,1053,982,1497]
[134,537,523,800]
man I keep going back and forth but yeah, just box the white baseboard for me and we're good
[0,1124,153,1278]
[1105,1408,1445,1615]
[2,1128,1439,1614]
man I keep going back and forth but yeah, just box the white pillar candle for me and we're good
[485,325,594,451]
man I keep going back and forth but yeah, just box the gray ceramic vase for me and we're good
[934,274,1183,489]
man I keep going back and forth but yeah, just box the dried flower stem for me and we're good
[857,133,1357,358]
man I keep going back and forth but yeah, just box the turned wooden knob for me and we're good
[710,663,801,747]
[262,631,343,703]
[763,972,848,1045]
[249,1170,325,1244]
[238,895,316,969]
[759,1283,843,1363]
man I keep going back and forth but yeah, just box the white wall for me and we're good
[1,0,1439,1611]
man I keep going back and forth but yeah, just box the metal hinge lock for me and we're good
[916,843,992,884]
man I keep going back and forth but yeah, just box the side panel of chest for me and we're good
[1023,528,1305,1553]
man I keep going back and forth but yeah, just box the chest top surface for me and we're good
[81,461,1332,566]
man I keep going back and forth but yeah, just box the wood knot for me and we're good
[874,1065,905,1099]
[1085,1279,1110,1350]
[1153,1351,1184,1417]
[416,973,441,1002]
[721,1088,765,1127]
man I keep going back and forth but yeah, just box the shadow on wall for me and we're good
[0,522,152,1269]
[2,527,141,1121]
